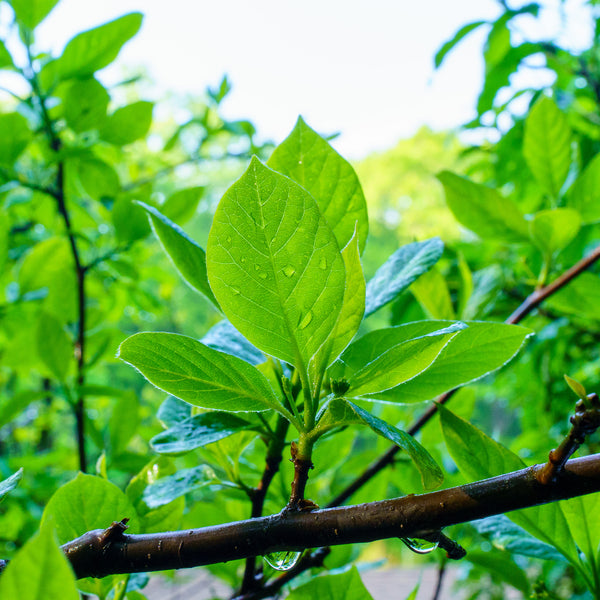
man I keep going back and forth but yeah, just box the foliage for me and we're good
[1,1,600,600]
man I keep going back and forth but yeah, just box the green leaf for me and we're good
[567,152,600,223]
[547,272,600,321]
[268,116,368,253]
[150,412,251,455]
[339,323,465,396]
[53,13,143,81]
[142,465,217,508]
[118,332,285,413]
[0,112,32,165]
[523,96,572,199]
[161,186,204,225]
[113,197,151,243]
[157,396,191,428]
[202,320,264,366]
[365,238,444,317]
[9,0,59,29]
[368,321,533,403]
[62,77,109,132]
[439,406,577,562]
[101,101,153,145]
[0,390,47,429]
[564,374,587,402]
[206,157,345,371]
[108,391,139,456]
[139,202,220,310]
[41,473,140,544]
[310,229,365,381]
[36,311,72,381]
[561,494,600,559]
[0,40,15,69]
[438,171,528,242]
[410,266,455,319]
[528,208,580,255]
[286,566,374,600]
[467,550,530,594]
[0,468,23,502]
[74,157,120,200]
[435,21,487,68]
[0,210,8,273]
[0,527,79,600]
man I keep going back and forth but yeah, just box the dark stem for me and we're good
[52,454,600,579]
[328,243,600,509]
[239,417,289,594]
[431,561,447,600]
[287,442,315,511]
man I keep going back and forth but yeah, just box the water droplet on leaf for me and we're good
[283,265,296,278]
[298,311,313,330]
[264,550,302,571]
[400,537,439,555]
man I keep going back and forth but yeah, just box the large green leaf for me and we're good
[206,157,345,371]
[268,116,368,253]
[528,208,580,256]
[118,332,285,413]
[52,13,143,81]
[286,566,374,600]
[567,152,600,224]
[0,527,79,600]
[368,321,533,403]
[438,171,528,243]
[365,238,444,317]
[73,157,120,200]
[0,112,32,165]
[440,406,578,563]
[317,399,443,490]
[100,101,153,146]
[310,230,365,381]
[337,323,465,396]
[561,494,600,560]
[62,77,109,132]
[523,96,572,199]
[9,0,59,29]
[36,311,72,381]
[140,202,220,310]
[201,320,264,366]
[151,412,251,455]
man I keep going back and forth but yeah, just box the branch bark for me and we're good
[60,454,600,579]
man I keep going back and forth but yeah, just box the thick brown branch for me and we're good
[61,454,600,579]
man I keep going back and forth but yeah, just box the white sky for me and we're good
[5,0,596,158]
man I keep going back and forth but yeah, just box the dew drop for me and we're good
[283,265,296,278]
[298,311,313,330]
[319,257,327,270]
[263,550,302,571]
[400,537,439,555]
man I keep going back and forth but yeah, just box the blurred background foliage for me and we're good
[1,0,600,599]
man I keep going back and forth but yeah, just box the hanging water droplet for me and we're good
[283,265,296,278]
[319,257,327,270]
[263,550,302,571]
[298,311,313,330]
[400,537,439,555]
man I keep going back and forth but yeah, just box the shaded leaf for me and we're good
[201,319,264,365]
[567,151,600,223]
[287,566,374,600]
[142,465,217,508]
[547,272,600,321]
[162,186,204,225]
[36,311,72,381]
[0,112,31,165]
[0,469,23,502]
[528,208,580,255]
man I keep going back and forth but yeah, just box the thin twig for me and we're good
[431,561,447,600]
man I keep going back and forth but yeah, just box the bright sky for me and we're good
[7,0,596,158]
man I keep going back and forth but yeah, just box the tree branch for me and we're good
[56,454,600,579]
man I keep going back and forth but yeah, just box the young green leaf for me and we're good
[310,230,365,382]
[101,101,153,145]
[410,266,455,319]
[286,565,374,600]
[50,13,143,81]
[318,399,443,490]
[439,406,578,563]
[567,151,600,224]
[142,465,217,508]
[365,238,444,317]
[0,468,23,502]
[161,186,204,225]
[528,208,580,256]
[438,171,529,243]
[206,157,345,371]
[139,202,220,310]
[0,527,79,600]
[368,322,533,403]
[435,21,487,68]
[564,375,587,402]
[36,311,72,381]
[9,0,60,30]
[118,332,285,414]
[151,412,251,455]
[523,96,572,199]
[268,116,369,253]
[341,323,465,396]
